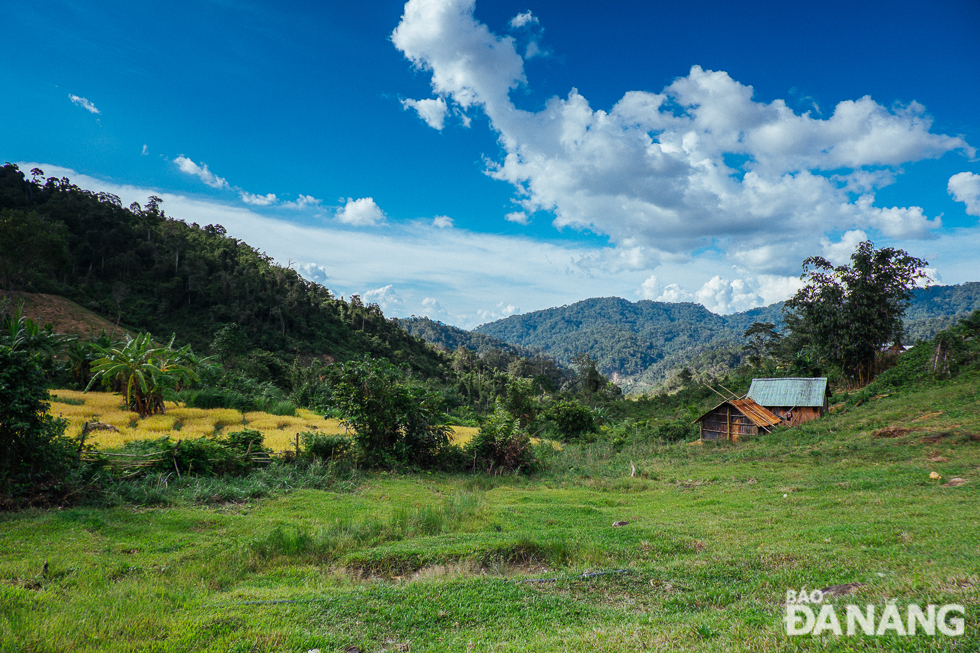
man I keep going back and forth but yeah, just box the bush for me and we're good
[0,348,77,505]
[301,432,353,462]
[464,403,537,474]
[542,399,595,442]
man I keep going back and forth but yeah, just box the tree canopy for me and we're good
[783,240,929,382]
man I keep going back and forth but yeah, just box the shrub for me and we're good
[464,402,537,474]
[301,432,352,462]
[542,399,595,442]
[0,348,77,505]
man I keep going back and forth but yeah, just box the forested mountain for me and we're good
[904,283,980,341]
[0,163,449,378]
[473,289,978,393]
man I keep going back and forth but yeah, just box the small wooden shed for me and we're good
[695,398,781,442]
[746,377,829,427]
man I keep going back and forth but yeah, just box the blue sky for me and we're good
[3,0,978,328]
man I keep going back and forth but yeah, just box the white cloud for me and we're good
[336,197,386,226]
[820,230,867,265]
[694,276,764,314]
[298,262,331,288]
[638,275,659,300]
[433,215,454,228]
[362,285,403,310]
[402,97,448,130]
[141,144,149,156]
[283,194,322,209]
[174,156,229,189]
[69,94,100,114]
[240,191,278,206]
[392,0,971,279]
[505,211,529,224]
[949,172,980,217]
[509,11,538,28]
[657,284,691,303]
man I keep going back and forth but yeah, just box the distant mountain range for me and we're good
[403,283,980,393]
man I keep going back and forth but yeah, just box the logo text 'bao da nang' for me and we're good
[784,589,965,637]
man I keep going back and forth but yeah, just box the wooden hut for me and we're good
[746,377,829,427]
[695,398,781,442]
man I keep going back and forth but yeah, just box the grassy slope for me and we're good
[2,374,978,652]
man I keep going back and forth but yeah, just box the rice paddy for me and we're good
[48,389,480,452]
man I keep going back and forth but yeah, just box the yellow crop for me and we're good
[49,390,480,453]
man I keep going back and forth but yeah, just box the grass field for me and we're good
[2,375,978,651]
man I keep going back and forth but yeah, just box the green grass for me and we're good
[3,373,979,651]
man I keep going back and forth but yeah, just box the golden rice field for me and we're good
[49,389,479,452]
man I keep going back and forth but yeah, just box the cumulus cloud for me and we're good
[336,197,386,226]
[505,211,529,224]
[392,0,971,278]
[638,275,659,300]
[69,94,100,114]
[820,230,867,265]
[402,97,448,130]
[362,284,403,310]
[141,144,149,156]
[433,215,454,228]
[174,156,229,189]
[240,191,278,206]
[949,172,980,217]
[297,262,330,287]
[695,276,764,314]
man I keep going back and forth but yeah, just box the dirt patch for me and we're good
[921,432,955,444]
[942,478,969,488]
[914,411,944,422]
[5,292,134,338]
[872,426,915,439]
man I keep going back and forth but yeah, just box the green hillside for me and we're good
[0,163,449,378]
[475,297,783,392]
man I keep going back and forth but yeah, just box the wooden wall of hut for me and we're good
[767,406,823,427]
[698,405,760,442]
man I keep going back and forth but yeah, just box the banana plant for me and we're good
[86,333,200,417]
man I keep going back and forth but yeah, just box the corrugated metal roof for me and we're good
[747,377,828,408]
[695,398,782,429]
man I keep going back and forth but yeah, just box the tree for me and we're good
[742,322,782,368]
[331,357,452,468]
[783,240,928,383]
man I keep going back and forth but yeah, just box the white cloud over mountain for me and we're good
[392,0,972,279]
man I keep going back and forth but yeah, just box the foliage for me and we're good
[0,348,75,504]
[464,402,537,473]
[783,240,929,383]
[0,208,70,292]
[87,333,201,417]
[300,431,353,462]
[541,398,596,442]
[331,357,454,468]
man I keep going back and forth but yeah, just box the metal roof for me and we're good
[746,377,828,408]
[695,397,782,429]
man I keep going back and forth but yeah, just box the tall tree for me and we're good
[783,241,928,383]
